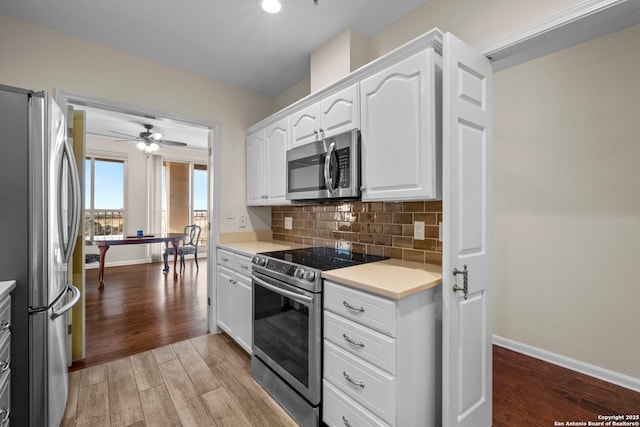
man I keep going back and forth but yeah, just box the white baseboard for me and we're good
[85,258,152,269]
[493,335,640,393]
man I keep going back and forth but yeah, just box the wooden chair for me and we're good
[164,224,202,273]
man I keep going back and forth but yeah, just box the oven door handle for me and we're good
[252,275,313,305]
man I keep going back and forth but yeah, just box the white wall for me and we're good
[0,13,273,237]
[492,23,640,378]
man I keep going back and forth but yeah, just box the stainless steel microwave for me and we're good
[286,129,360,202]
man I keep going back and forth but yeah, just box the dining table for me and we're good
[85,233,187,288]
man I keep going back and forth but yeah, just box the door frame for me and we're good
[55,89,221,359]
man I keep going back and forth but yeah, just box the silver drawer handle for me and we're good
[240,265,249,270]
[0,362,8,373]
[342,301,364,313]
[342,415,352,427]
[343,371,365,388]
[342,333,364,348]
[0,321,9,331]
[221,257,230,262]
[0,408,8,424]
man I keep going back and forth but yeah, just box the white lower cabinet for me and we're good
[0,294,10,427]
[216,249,252,353]
[323,280,441,427]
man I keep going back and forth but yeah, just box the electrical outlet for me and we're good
[414,221,425,240]
[239,215,246,228]
[284,217,293,230]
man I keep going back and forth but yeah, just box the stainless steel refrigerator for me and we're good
[0,84,81,426]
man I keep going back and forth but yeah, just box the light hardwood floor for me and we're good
[71,261,640,425]
[62,332,299,427]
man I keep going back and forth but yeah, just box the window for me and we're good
[162,161,208,250]
[85,157,126,237]
[193,164,208,248]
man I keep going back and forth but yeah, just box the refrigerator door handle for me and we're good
[58,136,81,264]
[51,283,80,320]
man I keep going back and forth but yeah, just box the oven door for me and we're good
[251,270,321,405]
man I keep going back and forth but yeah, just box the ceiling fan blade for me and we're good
[109,130,139,138]
[113,138,140,142]
[160,140,188,147]
[149,132,164,140]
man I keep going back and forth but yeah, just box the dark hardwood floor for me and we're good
[70,258,208,371]
[493,345,640,426]
[71,260,640,424]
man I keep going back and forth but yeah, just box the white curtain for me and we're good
[146,154,164,262]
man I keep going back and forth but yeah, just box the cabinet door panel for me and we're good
[246,130,266,205]
[290,103,321,148]
[265,118,289,205]
[234,274,253,354]
[216,266,234,334]
[321,84,360,138]
[360,48,439,201]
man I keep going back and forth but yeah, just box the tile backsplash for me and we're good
[272,201,442,265]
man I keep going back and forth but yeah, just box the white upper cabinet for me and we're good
[246,129,266,205]
[290,83,360,149]
[246,117,290,206]
[360,48,441,202]
[264,118,289,204]
[320,83,360,139]
[290,102,321,148]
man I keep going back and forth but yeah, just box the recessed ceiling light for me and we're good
[261,0,281,14]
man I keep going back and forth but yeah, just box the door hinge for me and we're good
[208,297,211,306]
[68,324,73,335]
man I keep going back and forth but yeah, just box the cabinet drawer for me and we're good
[324,281,397,337]
[324,341,395,425]
[217,249,235,269]
[324,311,396,375]
[323,380,389,427]
[234,253,253,276]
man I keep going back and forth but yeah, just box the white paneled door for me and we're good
[442,32,493,427]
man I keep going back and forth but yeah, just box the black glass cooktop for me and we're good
[258,246,387,271]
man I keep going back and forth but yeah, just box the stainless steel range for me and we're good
[250,247,386,426]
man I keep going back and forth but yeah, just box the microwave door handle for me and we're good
[324,141,336,195]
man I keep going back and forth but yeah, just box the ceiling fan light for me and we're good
[261,0,281,14]
[136,142,146,151]
[149,142,160,152]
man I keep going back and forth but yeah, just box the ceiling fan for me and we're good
[110,124,188,152]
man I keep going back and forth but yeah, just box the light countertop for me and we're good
[217,240,308,255]
[0,280,16,300]
[216,241,442,300]
[322,258,442,299]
